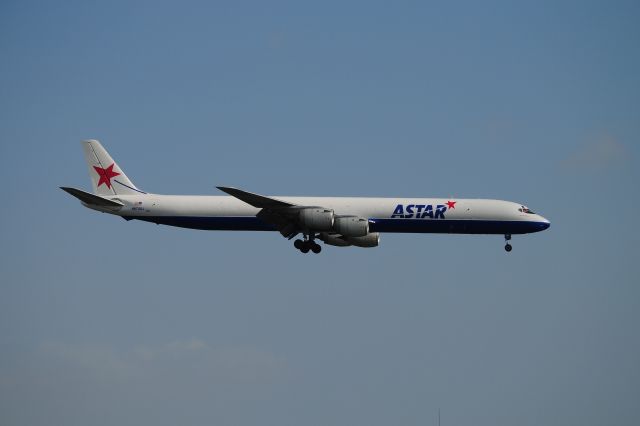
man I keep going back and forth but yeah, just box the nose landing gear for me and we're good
[504,234,512,252]
[294,234,322,254]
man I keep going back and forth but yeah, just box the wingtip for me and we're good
[217,186,237,193]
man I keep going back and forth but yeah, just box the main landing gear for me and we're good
[504,234,512,252]
[294,235,322,254]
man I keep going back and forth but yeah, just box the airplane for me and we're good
[61,140,550,254]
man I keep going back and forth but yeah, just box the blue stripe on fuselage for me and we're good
[123,215,550,235]
[123,215,275,231]
[369,218,549,234]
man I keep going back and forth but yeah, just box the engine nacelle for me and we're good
[319,233,351,247]
[346,232,380,248]
[333,216,369,237]
[298,207,334,231]
[319,232,380,248]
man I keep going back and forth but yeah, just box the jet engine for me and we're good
[333,216,369,237]
[347,232,380,247]
[319,233,351,247]
[298,208,334,231]
[319,232,380,248]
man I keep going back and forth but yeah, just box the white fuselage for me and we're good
[86,194,550,235]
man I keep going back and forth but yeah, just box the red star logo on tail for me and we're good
[446,200,456,209]
[93,163,120,189]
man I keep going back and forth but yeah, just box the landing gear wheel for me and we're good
[294,234,321,254]
[503,234,512,252]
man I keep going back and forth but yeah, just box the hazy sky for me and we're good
[1,1,639,425]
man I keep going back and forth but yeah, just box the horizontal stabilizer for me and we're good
[60,187,124,207]
[217,186,294,209]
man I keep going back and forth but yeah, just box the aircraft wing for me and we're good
[216,186,295,209]
[217,186,302,238]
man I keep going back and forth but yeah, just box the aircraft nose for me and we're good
[539,216,551,230]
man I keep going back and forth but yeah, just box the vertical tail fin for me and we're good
[82,139,144,195]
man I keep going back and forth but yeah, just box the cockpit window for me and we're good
[518,206,535,214]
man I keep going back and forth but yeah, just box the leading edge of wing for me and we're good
[216,186,295,209]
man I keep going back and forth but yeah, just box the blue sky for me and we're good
[1,1,639,425]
